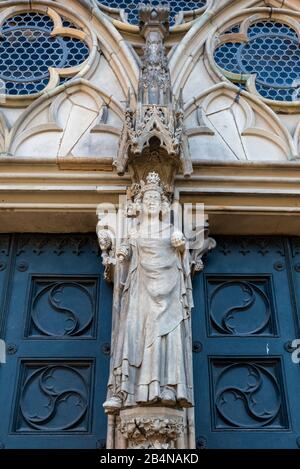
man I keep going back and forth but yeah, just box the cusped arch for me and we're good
[0,0,139,106]
[184,83,297,162]
[170,0,300,113]
[9,79,124,158]
[77,0,139,99]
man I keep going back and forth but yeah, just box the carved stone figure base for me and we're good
[118,407,185,449]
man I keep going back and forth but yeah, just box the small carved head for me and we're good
[97,229,112,251]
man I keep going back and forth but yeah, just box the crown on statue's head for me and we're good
[146,171,160,185]
[141,171,163,194]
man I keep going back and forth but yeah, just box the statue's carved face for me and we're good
[97,229,112,250]
[142,189,161,216]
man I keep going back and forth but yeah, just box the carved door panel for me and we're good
[193,236,300,449]
[0,234,112,449]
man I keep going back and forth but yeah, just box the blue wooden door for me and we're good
[193,236,300,449]
[0,234,112,449]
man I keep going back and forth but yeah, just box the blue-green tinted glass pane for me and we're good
[0,13,89,95]
[213,20,300,102]
[98,0,206,25]
[214,43,242,74]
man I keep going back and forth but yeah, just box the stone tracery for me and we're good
[0,12,89,96]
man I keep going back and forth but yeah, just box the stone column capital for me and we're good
[118,407,185,449]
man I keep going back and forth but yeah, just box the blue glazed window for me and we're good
[0,12,89,96]
[98,0,207,25]
[214,21,300,102]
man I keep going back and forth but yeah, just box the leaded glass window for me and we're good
[214,21,300,102]
[98,0,207,25]
[0,12,89,96]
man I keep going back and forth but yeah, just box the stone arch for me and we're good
[9,79,123,158]
[0,0,139,107]
[294,121,300,155]
[184,83,296,161]
[170,0,300,115]
[0,113,9,154]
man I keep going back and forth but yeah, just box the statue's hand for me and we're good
[116,245,129,263]
[171,231,185,249]
[117,253,126,263]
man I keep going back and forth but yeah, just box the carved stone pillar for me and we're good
[97,4,217,450]
[118,407,184,449]
[114,3,193,185]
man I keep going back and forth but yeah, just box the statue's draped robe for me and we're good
[108,225,194,407]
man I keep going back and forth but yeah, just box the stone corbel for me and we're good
[118,407,185,450]
[96,215,116,282]
[190,217,217,276]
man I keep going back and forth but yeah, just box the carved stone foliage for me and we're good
[114,4,192,186]
[118,408,184,449]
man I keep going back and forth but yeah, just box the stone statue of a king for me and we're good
[101,171,194,413]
